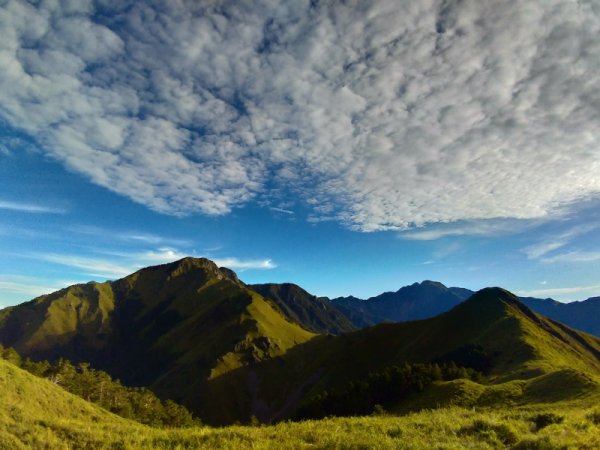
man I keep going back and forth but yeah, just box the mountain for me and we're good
[520,296,600,338]
[331,281,600,338]
[331,280,473,326]
[0,257,315,424]
[238,287,600,420]
[1,259,599,425]
[249,283,356,335]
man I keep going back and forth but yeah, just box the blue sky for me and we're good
[1,0,600,306]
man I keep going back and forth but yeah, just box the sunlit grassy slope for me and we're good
[2,353,599,449]
[0,258,317,424]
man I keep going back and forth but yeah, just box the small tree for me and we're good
[1,347,22,367]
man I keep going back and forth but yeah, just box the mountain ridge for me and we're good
[250,282,356,335]
[0,258,599,424]
[329,281,600,338]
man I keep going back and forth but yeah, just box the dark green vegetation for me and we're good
[296,362,483,419]
[0,345,196,427]
[0,258,599,430]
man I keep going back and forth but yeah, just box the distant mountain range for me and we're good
[0,257,598,425]
[326,281,600,338]
[330,280,472,327]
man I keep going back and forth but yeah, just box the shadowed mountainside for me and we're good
[182,288,600,422]
[250,282,356,335]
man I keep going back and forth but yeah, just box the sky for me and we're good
[1,0,600,307]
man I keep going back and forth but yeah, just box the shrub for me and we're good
[532,412,564,431]
[459,419,518,446]
[587,410,600,425]
[512,436,566,450]
[372,404,386,416]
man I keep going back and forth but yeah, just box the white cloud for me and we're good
[0,199,66,214]
[212,257,276,271]
[517,284,600,299]
[432,242,462,259]
[33,253,132,279]
[269,206,295,215]
[68,225,192,247]
[0,275,73,298]
[1,1,600,231]
[25,248,276,282]
[523,224,597,259]
[136,248,188,264]
[541,251,600,264]
[399,219,533,240]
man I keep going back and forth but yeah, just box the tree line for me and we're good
[0,344,199,428]
[296,361,483,419]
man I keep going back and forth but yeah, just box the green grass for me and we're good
[2,354,600,449]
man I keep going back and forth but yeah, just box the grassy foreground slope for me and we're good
[2,356,600,449]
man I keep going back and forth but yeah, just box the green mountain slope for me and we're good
[249,283,356,334]
[229,288,600,421]
[0,356,140,448]
[0,257,315,424]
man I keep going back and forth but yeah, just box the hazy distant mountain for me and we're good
[249,283,356,335]
[520,296,600,337]
[330,281,600,338]
[1,259,599,424]
[331,280,473,326]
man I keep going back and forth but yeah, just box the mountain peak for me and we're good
[150,257,240,283]
[452,287,540,328]
[469,287,520,303]
[417,280,447,289]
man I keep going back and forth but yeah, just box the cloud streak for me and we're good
[27,248,276,281]
[68,225,192,247]
[541,251,600,264]
[523,223,598,260]
[212,257,276,271]
[399,219,535,240]
[0,275,80,299]
[34,253,133,279]
[1,1,600,231]
[517,284,600,299]
[0,200,65,214]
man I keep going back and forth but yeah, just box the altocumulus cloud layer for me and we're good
[1,0,600,231]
